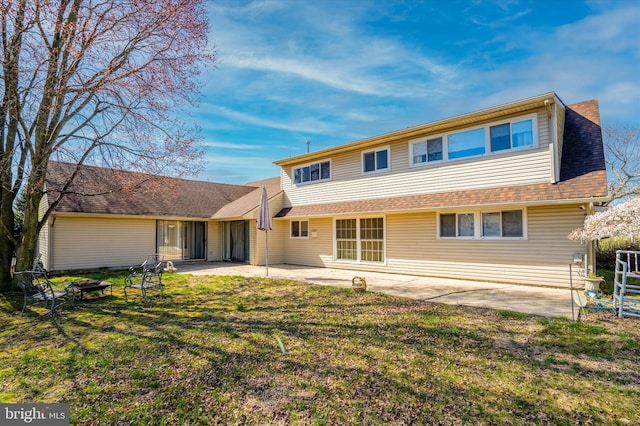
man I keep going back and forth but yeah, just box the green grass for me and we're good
[1,272,639,425]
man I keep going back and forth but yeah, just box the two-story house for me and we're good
[39,92,608,287]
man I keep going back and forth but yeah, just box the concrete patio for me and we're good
[177,262,580,318]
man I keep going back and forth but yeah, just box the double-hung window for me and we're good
[291,220,309,238]
[362,147,390,174]
[336,219,357,260]
[336,217,385,262]
[293,160,331,184]
[360,218,384,262]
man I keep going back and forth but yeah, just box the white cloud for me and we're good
[204,104,337,135]
[555,5,640,53]
[209,1,462,99]
[199,140,261,150]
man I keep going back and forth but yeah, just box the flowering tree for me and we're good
[569,197,640,242]
[0,0,213,289]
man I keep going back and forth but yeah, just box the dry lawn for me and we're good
[1,273,639,425]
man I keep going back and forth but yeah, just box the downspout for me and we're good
[586,202,596,276]
[49,215,55,271]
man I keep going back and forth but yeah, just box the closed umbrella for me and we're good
[257,187,272,276]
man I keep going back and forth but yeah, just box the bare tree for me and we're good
[0,0,213,289]
[604,123,640,203]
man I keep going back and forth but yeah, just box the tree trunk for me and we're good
[14,164,47,274]
[0,207,15,290]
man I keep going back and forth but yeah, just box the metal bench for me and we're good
[14,271,69,316]
[124,255,165,302]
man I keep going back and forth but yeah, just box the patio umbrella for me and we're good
[257,187,272,276]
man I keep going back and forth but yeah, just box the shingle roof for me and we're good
[275,171,607,218]
[212,176,282,219]
[47,162,258,218]
[275,99,608,218]
[560,99,607,181]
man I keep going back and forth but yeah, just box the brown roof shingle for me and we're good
[212,176,282,219]
[275,171,608,218]
[560,99,607,181]
[47,162,257,218]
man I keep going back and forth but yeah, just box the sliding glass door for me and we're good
[157,220,206,261]
[222,221,249,262]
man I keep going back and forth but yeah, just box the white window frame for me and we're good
[488,114,538,153]
[333,216,386,264]
[292,159,332,186]
[480,210,525,239]
[361,146,390,175]
[437,208,527,240]
[409,135,445,167]
[290,220,309,239]
[438,212,476,240]
[408,113,538,168]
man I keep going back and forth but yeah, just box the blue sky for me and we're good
[194,0,640,184]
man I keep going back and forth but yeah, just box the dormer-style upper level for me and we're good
[274,92,606,210]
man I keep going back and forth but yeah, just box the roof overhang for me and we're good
[275,92,561,167]
[274,170,609,219]
[49,211,213,221]
[274,196,609,219]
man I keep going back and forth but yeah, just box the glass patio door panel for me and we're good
[157,220,206,261]
[230,221,245,261]
[157,220,183,260]
[183,221,206,260]
[222,221,248,262]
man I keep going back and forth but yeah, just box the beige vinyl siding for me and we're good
[50,216,156,271]
[280,204,587,288]
[283,218,334,267]
[37,196,51,269]
[250,192,287,266]
[38,222,50,270]
[282,110,552,207]
[253,220,286,266]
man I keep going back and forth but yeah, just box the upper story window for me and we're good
[362,147,390,174]
[293,160,331,185]
[410,114,537,167]
[448,128,485,159]
[411,137,443,164]
[490,119,534,152]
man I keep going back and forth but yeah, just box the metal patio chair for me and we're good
[124,255,165,302]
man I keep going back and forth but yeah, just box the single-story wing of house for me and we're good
[39,91,608,287]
